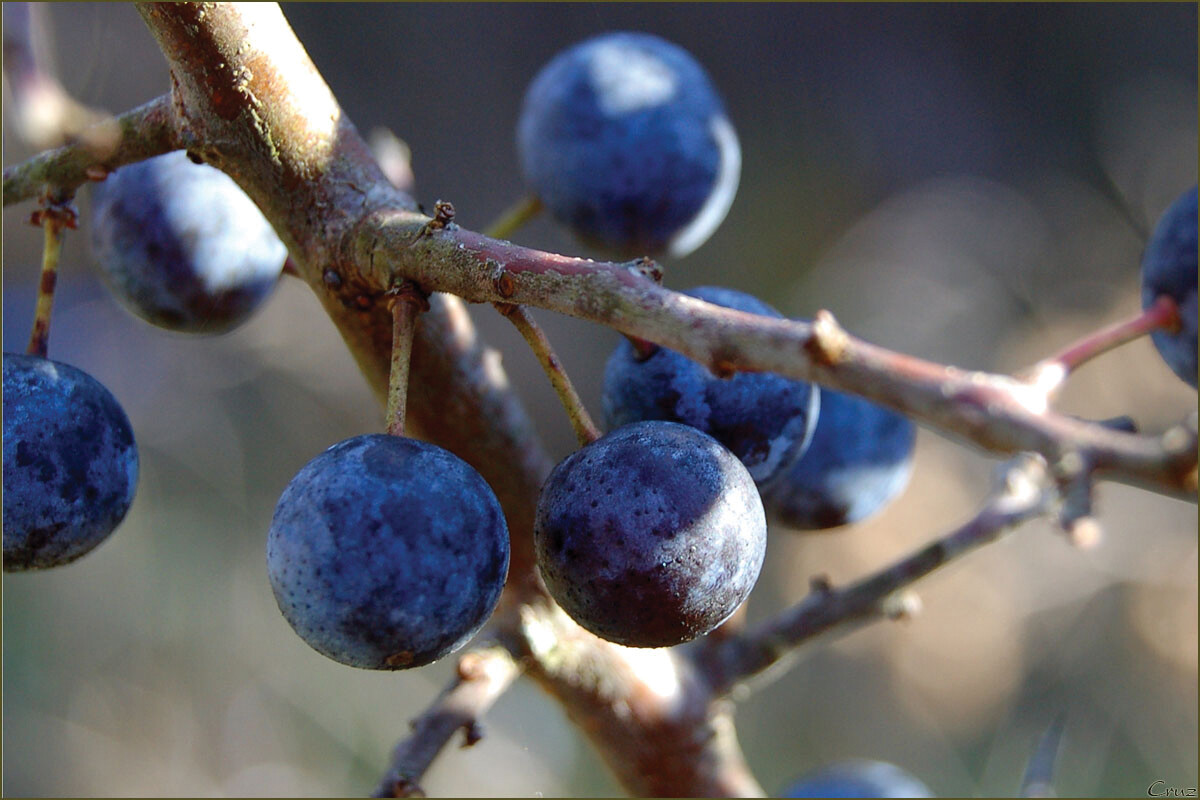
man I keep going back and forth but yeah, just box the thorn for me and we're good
[461,721,484,748]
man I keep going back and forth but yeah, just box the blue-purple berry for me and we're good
[266,434,509,670]
[89,150,288,334]
[517,32,741,258]
[535,421,765,648]
[782,760,933,798]
[3,353,138,571]
[764,389,916,530]
[603,286,819,487]
[1141,185,1197,388]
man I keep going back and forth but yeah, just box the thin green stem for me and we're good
[495,302,601,447]
[482,193,543,240]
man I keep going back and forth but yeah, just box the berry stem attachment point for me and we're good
[385,281,430,437]
[624,333,660,362]
[26,196,76,358]
[482,194,543,241]
[1022,296,1182,399]
[494,302,601,446]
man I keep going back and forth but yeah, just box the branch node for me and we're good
[882,589,923,621]
[460,721,484,748]
[492,268,517,299]
[804,309,848,367]
[809,574,834,595]
[627,255,663,284]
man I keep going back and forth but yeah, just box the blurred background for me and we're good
[2,3,1196,796]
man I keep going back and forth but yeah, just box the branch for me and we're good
[698,454,1056,694]
[352,219,1199,499]
[372,642,524,798]
[2,93,177,206]
[63,5,1191,797]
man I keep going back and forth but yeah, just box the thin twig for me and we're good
[3,93,177,206]
[1020,296,1182,401]
[385,282,429,437]
[495,302,601,446]
[699,454,1056,694]
[372,642,523,798]
[358,220,1199,498]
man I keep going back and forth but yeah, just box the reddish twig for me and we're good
[1019,295,1182,400]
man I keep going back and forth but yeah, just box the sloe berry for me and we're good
[763,388,916,530]
[534,421,765,648]
[3,353,138,571]
[1141,185,1197,388]
[517,32,741,258]
[266,434,509,669]
[89,150,288,334]
[782,759,933,798]
[602,286,819,487]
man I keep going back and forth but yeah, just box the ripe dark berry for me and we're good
[782,760,933,798]
[266,434,509,669]
[517,32,740,258]
[763,389,916,530]
[1141,185,1198,388]
[534,421,765,648]
[602,286,819,487]
[89,150,288,334]
[3,353,138,571]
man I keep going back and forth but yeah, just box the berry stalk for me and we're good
[1023,295,1182,398]
[495,302,600,446]
[25,199,75,358]
[386,282,428,437]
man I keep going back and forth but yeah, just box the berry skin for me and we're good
[89,150,288,334]
[3,353,138,571]
[782,760,933,798]
[1141,185,1198,388]
[763,389,916,530]
[534,421,766,648]
[266,434,509,670]
[517,32,741,258]
[602,286,819,487]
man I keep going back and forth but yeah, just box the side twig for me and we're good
[372,642,523,798]
[699,453,1056,694]
[2,93,177,206]
[1020,296,1182,401]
